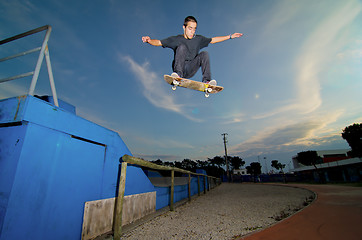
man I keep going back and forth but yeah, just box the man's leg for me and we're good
[172,44,188,77]
[184,51,211,82]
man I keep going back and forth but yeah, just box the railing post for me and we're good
[207,177,210,191]
[113,162,127,240]
[44,46,59,107]
[203,176,206,194]
[28,26,52,96]
[170,170,175,211]
[188,173,191,202]
[197,176,200,196]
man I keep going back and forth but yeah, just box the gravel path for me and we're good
[121,183,315,240]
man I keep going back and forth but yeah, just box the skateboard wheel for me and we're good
[205,92,210,98]
[173,79,180,86]
[206,87,212,93]
[172,85,177,91]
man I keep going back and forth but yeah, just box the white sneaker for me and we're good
[208,80,217,86]
[171,72,180,78]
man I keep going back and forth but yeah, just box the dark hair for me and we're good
[184,16,197,26]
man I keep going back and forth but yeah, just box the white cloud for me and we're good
[294,1,361,114]
[261,0,302,37]
[120,55,203,122]
[254,0,362,119]
[252,103,299,120]
[220,111,245,125]
[0,0,38,29]
[229,109,346,157]
[130,135,195,150]
[0,82,29,99]
[337,48,362,60]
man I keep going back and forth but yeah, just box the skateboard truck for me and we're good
[172,79,180,90]
[204,84,213,97]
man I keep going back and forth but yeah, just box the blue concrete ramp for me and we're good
[0,95,155,240]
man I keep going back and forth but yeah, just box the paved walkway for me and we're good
[241,184,362,240]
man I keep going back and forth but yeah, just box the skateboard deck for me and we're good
[164,75,223,97]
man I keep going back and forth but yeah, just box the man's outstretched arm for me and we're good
[211,33,243,44]
[142,36,162,46]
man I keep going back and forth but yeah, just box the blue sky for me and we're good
[1,0,361,172]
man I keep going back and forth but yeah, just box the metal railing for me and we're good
[113,154,221,239]
[0,25,59,107]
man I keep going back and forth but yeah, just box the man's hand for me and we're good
[231,33,243,39]
[142,36,151,43]
[142,36,162,46]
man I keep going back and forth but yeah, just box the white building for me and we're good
[233,168,249,175]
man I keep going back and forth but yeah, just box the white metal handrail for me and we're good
[0,25,59,107]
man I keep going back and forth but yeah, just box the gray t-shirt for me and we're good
[161,35,212,60]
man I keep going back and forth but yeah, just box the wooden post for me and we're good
[207,177,210,191]
[170,170,174,211]
[203,176,206,194]
[197,176,200,196]
[113,162,127,240]
[188,173,191,201]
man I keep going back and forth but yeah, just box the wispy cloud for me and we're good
[0,82,29,99]
[129,134,195,150]
[219,111,246,125]
[230,110,345,157]
[128,135,196,161]
[254,1,362,119]
[239,1,361,160]
[295,1,361,114]
[120,55,203,122]
[0,0,38,30]
[252,103,299,120]
[261,0,302,37]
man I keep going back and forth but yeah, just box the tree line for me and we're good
[150,156,245,177]
[149,156,288,178]
[148,123,361,178]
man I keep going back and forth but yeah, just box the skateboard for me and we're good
[164,75,224,98]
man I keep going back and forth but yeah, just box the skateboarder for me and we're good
[142,16,243,85]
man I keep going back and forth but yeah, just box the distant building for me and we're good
[292,149,362,182]
[233,168,249,175]
[292,149,350,168]
[317,149,350,163]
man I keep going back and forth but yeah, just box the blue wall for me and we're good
[124,166,155,196]
[154,176,207,210]
[0,95,155,240]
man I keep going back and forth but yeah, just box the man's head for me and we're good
[183,16,197,39]
[184,16,197,27]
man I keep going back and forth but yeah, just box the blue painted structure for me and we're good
[0,95,210,239]
[0,95,155,240]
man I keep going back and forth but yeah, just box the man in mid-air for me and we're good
[142,16,243,86]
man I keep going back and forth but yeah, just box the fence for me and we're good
[113,154,221,239]
[0,25,59,106]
